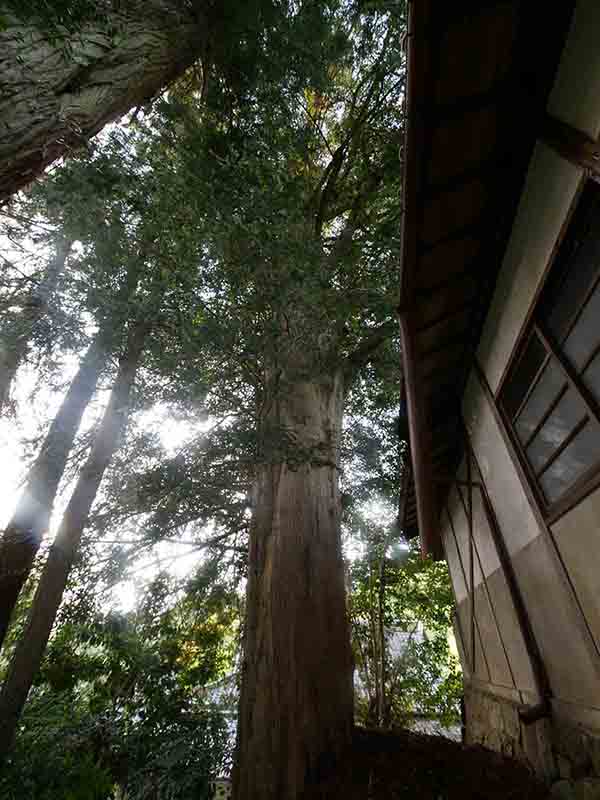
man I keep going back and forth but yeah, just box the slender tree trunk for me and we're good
[0,320,147,760]
[0,336,105,648]
[377,554,387,726]
[234,371,353,800]
[0,238,72,412]
[0,1,210,203]
[368,569,381,727]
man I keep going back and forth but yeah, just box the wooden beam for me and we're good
[418,217,486,256]
[420,354,464,385]
[416,298,473,335]
[421,0,522,40]
[398,0,427,303]
[542,114,600,180]
[418,78,513,124]
[420,153,512,202]
[419,331,470,363]
[414,254,482,300]
[397,1,443,559]
[397,449,414,536]
[398,309,440,559]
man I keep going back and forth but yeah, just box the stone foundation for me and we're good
[464,685,600,793]
[464,685,555,779]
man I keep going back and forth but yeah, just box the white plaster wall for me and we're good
[443,522,468,602]
[477,144,582,393]
[471,476,501,578]
[448,0,600,727]
[463,372,600,709]
[477,0,600,393]
[463,372,541,557]
[447,483,484,587]
[547,0,600,139]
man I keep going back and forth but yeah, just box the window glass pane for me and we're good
[544,235,600,341]
[501,182,600,509]
[563,280,600,371]
[502,333,546,421]
[542,182,600,341]
[525,386,587,474]
[539,419,600,503]
[514,358,565,445]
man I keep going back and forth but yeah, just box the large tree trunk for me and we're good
[0,1,209,203]
[0,237,72,412]
[234,371,354,800]
[0,335,104,648]
[0,320,147,760]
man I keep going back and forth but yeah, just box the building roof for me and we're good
[397,0,575,557]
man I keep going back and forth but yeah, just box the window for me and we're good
[500,181,600,512]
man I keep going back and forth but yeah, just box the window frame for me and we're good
[496,179,600,523]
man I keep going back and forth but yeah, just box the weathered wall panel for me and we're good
[464,370,600,707]
[442,519,468,603]
[470,483,501,579]
[472,581,515,690]
[447,483,484,588]
[453,616,470,680]
[456,599,490,682]
[552,488,600,655]
[444,0,600,783]
[484,568,537,697]
[463,372,541,557]
[511,535,600,708]
[444,477,519,693]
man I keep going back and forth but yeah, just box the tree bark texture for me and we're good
[0,336,104,649]
[234,371,354,800]
[0,237,72,412]
[0,1,208,203]
[0,320,146,760]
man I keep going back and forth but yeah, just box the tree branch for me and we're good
[342,319,397,378]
